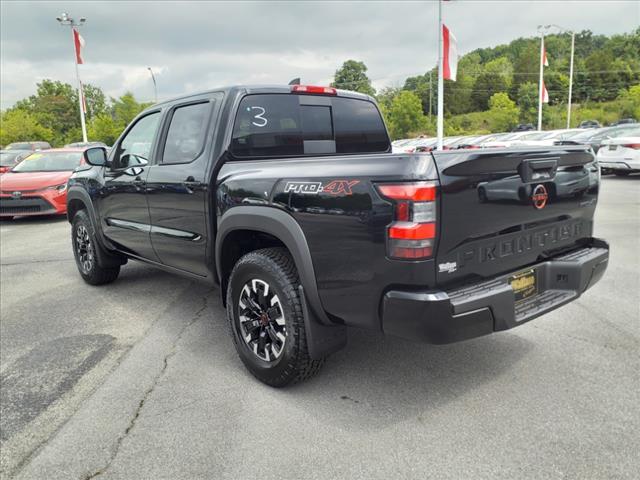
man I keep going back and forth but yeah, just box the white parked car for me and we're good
[392,138,427,153]
[597,129,640,176]
[482,131,539,148]
[514,129,584,147]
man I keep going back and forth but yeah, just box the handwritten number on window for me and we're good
[247,106,268,127]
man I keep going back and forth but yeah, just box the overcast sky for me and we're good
[1,1,638,109]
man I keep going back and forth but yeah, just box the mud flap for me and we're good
[298,286,347,360]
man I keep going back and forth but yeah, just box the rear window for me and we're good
[230,94,389,158]
[0,151,22,166]
[6,143,31,150]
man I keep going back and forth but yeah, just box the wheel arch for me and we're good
[216,206,332,326]
[67,186,125,268]
[66,187,95,224]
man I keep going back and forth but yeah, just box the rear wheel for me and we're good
[226,247,324,387]
[71,210,120,285]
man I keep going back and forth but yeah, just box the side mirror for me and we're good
[83,147,109,167]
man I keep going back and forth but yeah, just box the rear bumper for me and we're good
[599,161,639,171]
[381,238,609,344]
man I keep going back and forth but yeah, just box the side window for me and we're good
[161,102,211,164]
[333,98,390,154]
[114,112,161,169]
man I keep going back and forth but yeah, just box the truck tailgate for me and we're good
[431,146,599,287]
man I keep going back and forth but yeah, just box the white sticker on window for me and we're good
[247,106,267,127]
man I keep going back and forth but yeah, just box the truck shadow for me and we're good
[291,330,532,431]
[204,298,533,431]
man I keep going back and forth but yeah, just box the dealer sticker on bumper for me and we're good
[509,268,538,302]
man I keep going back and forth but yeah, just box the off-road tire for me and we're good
[71,209,120,285]
[226,247,324,387]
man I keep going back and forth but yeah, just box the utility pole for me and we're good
[436,0,444,150]
[567,31,575,128]
[57,12,88,143]
[148,67,158,104]
[428,70,432,124]
[542,24,576,129]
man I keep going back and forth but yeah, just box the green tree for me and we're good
[471,57,513,110]
[14,80,78,145]
[386,91,428,139]
[0,109,53,146]
[10,79,110,145]
[83,84,108,119]
[332,60,376,96]
[510,42,540,100]
[617,84,640,119]
[444,53,482,114]
[87,114,121,145]
[376,86,400,114]
[516,82,539,123]
[403,71,434,115]
[487,92,520,132]
[112,92,150,127]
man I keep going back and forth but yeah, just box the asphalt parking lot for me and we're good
[1,176,638,479]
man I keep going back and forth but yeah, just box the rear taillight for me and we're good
[377,182,437,260]
[622,143,640,150]
[291,85,337,95]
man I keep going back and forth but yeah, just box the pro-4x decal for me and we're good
[284,180,360,196]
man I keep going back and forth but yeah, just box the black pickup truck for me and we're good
[68,85,609,386]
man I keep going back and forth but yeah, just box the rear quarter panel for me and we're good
[217,153,439,329]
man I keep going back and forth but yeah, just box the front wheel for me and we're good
[226,247,324,387]
[72,210,120,285]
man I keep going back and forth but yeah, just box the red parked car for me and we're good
[0,148,85,218]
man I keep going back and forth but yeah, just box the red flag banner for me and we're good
[542,42,549,67]
[73,28,85,64]
[541,80,549,103]
[442,24,458,81]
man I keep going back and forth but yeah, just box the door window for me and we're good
[161,102,210,164]
[113,112,161,169]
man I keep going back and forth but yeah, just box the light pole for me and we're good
[436,0,444,150]
[547,24,575,128]
[56,12,88,143]
[540,24,576,128]
[147,67,158,104]
[536,25,551,131]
